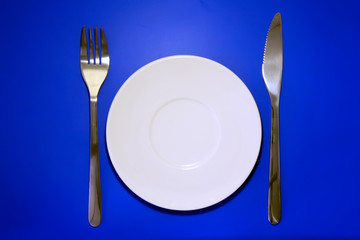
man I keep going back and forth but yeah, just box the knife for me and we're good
[262,12,283,225]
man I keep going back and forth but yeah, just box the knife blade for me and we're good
[262,12,283,225]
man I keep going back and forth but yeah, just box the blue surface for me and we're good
[1,0,360,239]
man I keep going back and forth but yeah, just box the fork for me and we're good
[80,26,109,227]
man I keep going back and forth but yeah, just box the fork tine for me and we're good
[89,27,94,64]
[100,27,109,65]
[94,27,100,64]
[80,26,88,63]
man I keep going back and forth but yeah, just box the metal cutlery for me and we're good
[80,26,110,227]
[262,13,283,225]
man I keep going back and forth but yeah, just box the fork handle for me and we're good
[88,98,102,227]
[268,104,281,225]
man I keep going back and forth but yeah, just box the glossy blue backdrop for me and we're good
[1,0,360,239]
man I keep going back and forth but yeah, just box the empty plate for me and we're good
[106,55,262,211]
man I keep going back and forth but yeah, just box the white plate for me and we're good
[106,55,262,211]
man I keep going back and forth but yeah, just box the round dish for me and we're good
[106,55,262,211]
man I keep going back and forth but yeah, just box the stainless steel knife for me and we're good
[262,12,283,225]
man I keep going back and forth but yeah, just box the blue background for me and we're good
[1,0,360,239]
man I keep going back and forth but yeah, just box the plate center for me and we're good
[150,98,221,170]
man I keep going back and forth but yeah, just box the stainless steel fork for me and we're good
[80,26,109,227]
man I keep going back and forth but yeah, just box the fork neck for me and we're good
[89,98,98,139]
[90,97,98,103]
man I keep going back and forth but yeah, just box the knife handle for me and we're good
[268,104,281,224]
[88,98,102,227]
